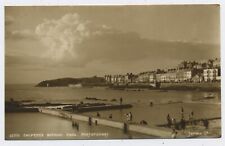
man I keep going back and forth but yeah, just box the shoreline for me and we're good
[34,82,221,92]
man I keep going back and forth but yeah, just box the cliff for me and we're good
[36,76,106,87]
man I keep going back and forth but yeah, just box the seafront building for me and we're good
[155,69,193,83]
[105,73,137,84]
[203,68,220,82]
[137,71,156,83]
[176,69,192,82]
[104,58,221,84]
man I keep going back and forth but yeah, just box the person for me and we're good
[72,121,79,130]
[188,114,192,125]
[129,112,133,121]
[181,107,184,113]
[172,118,177,129]
[202,119,209,129]
[171,128,178,138]
[180,118,186,130]
[167,114,172,128]
[88,117,92,126]
[75,122,79,130]
[181,107,184,119]
[109,114,112,119]
[140,120,148,125]
[173,118,179,130]
[150,101,153,107]
[97,112,100,117]
[72,120,75,127]
[191,111,195,125]
[191,111,194,117]
[120,97,123,105]
[123,123,128,133]
[126,113,130,121]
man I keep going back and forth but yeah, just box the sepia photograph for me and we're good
[5,5,221,140]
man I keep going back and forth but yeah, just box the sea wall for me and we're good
[109,82,220,91]
[160,82,220,91]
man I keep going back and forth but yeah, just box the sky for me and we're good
[5,5,220,84]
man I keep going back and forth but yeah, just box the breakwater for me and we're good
[39,108,172,138]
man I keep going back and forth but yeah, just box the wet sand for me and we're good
[82,101,221,137]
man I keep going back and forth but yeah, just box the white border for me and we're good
[2,0,223,5]
[1,0,224,146]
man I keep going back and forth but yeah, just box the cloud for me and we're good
[5,15,14,26]
[34,12,220,68]
[6,55,47,67]
[6,12,219,72]
[5,15,36,40]
[35,13,90,60]
[35,13,113,60]
[77,32,220,66]
[6,29,37,40]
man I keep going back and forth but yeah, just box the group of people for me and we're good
[96,112,113,119]
[167,107,210,138]
[72,120,79,130]
[167,107,195,130]
[96,111,132,121]
[167,107,188,138]
[97,110,148,126]
[125,112,133,122]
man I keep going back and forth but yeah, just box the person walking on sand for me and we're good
[202,119,209,129]
[171,118,177,129]
[150,101,153,107]
[191,111,194,117]
[171,128,178,138]
[120,97,123,105]
[167,114,172,128]
[188,114,192,125]
[181,107,184,119]
[129,112,133,122]
[180,117,186,130]
[97,112,100,117]
[191,111,195,124]
[125,113,130,121]
[181,107,184,113]
[109,114,112,119]
[125,112,133,122]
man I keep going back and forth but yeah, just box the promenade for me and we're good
[38,107,173,138]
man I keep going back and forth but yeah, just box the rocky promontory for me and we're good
[36,76,106,87]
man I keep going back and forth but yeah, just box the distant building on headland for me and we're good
[104,58,221,84]
[68,83,82,88]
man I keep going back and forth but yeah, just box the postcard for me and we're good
[4,5,221,141]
